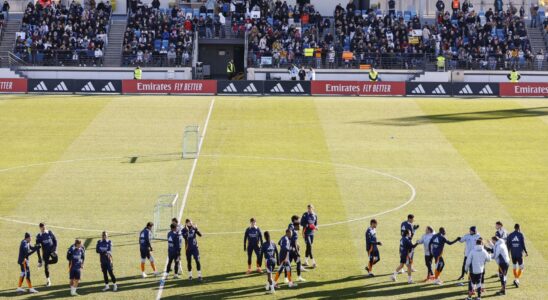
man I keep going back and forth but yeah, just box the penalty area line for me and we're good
[156,98,215,300]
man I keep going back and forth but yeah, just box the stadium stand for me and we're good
[245,0,544,71]
[122,4,194,67]
[13,0,111,66]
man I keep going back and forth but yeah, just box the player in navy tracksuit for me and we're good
[429,227,460,285]
[166,223,182,279]
[182,219,202,281]
[67,239,85,296]
[96,231,117,291]
[274,229,297,287]
[139,222,157,278]
[244,217,263,273]
[261,231,279,293]
[391,229,418,283]
[507,223,528,287]
[400,214,419,272]
[300,204,318,268]
[365,219,382,277]
[16,233,40,294]
[35,223,58,287]
[288,215,305,282]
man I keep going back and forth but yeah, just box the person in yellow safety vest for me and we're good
[227,59,235,80]
[507,69,521,82]
[437,54,446,71]
[369,68,379,82]
[134,66,142,80]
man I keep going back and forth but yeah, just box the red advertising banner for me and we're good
[0,78,27,93]
[311,81,406,96]
[499,82,548,97]
[122,80,217,94]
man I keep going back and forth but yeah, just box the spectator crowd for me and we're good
[14,0,111,66]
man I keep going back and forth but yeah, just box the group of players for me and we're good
[242,204,319,293]
[15,209,528,299]
[16,223,116,295]
[365,214,528,300]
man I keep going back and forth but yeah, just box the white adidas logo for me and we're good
[223,83,237,93]
[411,84,426,94]
[270,83,284,93]
[101,82,116,92]
[431,84,446,94]
[512,236,519,242]
[479,84,494,95]
[53,81,69,91]
[458,84,473,94]
[33,81,48,91]
[243,83,257,93]
[290,83,305,93]
[81,81,95,92]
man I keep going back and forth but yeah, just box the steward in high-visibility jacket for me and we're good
[507,69,521,82]
[227,60,235,80]
[369,68,379,82]
[134,66,142,79]
[437,54,446,71]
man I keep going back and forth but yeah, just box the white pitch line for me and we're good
[156,98,215,300]
[0,216,130,234]
[0,153,416,236]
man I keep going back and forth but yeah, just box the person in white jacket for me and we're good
[416,226,435,281]
[491,236,510,296]
[458,226,481,282]
[465,238,491,300]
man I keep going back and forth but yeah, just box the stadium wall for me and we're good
[1,77,547,97]
[17,67,193,80]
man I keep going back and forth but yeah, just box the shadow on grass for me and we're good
[355,106,548,127]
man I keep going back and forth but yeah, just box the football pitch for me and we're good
[0,94,547,299]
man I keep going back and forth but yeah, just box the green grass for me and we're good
[0,95,546,299]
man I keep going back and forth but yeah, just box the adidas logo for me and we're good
[81,81,95,92]
[411,84,426,94]
[223,83,237,93]
[290,83,305,93]
[53,81,69,91]
[243,83,257,93]
[458,84,473,94]
[479,84,494,95]
[33,81,48,91]
[101,82,116,92]
[431,84,446,94]
[512,236,519,242]
[270,83,284,93]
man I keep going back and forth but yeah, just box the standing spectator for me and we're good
[298,66,306,80]
[536,50,544,70]
[436,0,445,17]
[94,47,103,66]
[388,0,395,19]
[151,0,160,10]
[519,5,525,19]
[2,0,9,21]
[167,47,176,66]
[495,0,503,14]
[452,0,460,14]
[530,4,539,28]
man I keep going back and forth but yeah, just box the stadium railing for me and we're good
[246,51,548,72]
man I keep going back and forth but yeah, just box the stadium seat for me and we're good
[162,40,169,49]
[193,8,200,17]
[154,39,162,50]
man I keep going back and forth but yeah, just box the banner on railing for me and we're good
[312,81,405,96]
[451,82,499,96]
[406,82,452,96]
[74,80,122,93]
[263,81,311,95]
[122,80,217,94]
[499,82,548,97]
[28,79,75,93]
[0,78,27,93]
[217,80,264,94]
